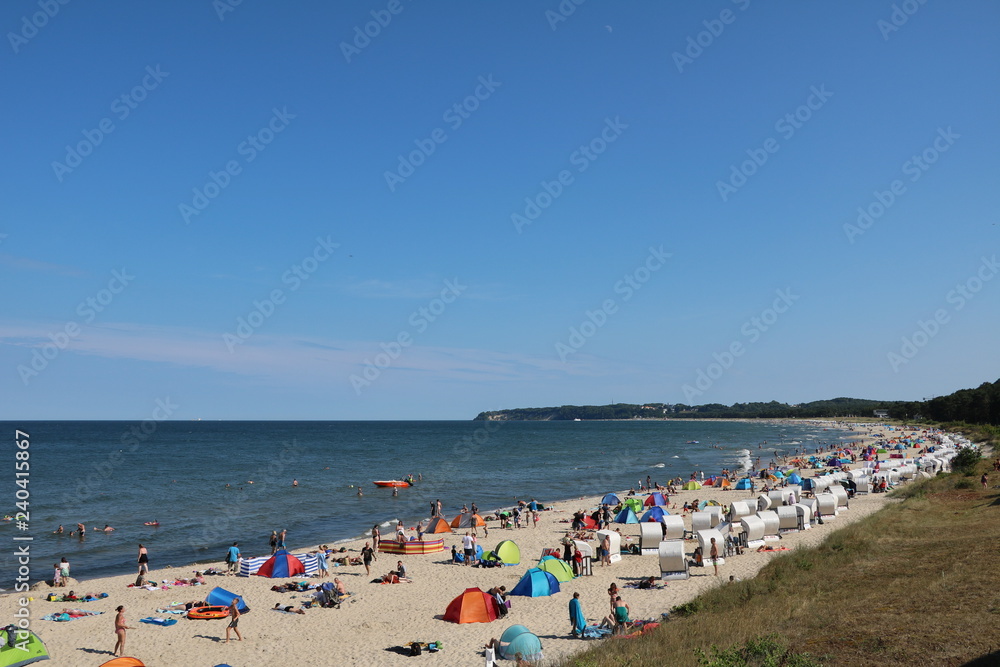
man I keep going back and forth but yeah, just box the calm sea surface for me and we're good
[0,420,859,586]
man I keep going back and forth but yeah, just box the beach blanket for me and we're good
[156,609,187,614]
[582,625,612,639]
[140,617,178,626]
[42,609,103,621]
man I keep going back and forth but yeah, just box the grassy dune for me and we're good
[555,456,1000,667]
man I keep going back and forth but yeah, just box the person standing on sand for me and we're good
[224,598,242,643]
[137,544,149,575]
[113,605,132,656]
[569,592,586,636]
[710,537,719,576]
[600,534,611,567]
[436,499,442,516]
[982,472,989,489]
[372,524,380,551]
[269,531,278,555]
[277,529,287,550]
[430,500,436,517]
[316,549,328,578]
[226,542,241,574]
[462,531,475,566]
[361,542,376,575]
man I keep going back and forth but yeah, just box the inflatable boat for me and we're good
[187,606,230,620]
[373,480,410,488]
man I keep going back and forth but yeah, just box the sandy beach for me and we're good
[4,422,920,666]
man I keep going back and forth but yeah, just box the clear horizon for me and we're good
[3,2,998,420]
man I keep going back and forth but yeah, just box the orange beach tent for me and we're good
[425,517,452,534]
[443,587,498,624]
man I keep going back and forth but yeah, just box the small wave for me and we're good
[671,455,680,459]
[652,463,665,468]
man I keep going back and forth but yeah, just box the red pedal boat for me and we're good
[373,480,410,488]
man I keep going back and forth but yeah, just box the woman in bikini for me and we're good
[113,605,132,656]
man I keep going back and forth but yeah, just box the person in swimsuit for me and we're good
[225,598,242,643]
[277,529,286,550]
[137,544,148,575]
[273,603,306,614]
[371,525,380,551]
[113,605,132,656]
[269,531,278,554]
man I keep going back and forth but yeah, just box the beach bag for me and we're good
[409,642,422,656]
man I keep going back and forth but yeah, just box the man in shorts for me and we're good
[462,532,475,566]
[224,598,242,643]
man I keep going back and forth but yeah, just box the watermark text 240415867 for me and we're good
[13,430,33,645]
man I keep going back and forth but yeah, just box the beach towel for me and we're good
[140,617,178,626]
[569,597,585,635]
[42,609,103,621]
[582,625,612,639]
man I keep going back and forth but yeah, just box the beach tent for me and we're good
[425,517,452,534]
[581,514,599,530]
[510,568,560,597]
[99,660,144,667]
[537,555,575,582]
[622,498,643,513]
[450,513,485,529]
[205,586,250,613]
[682,481,702,491]
[254,550,305,578]
[643,492,667,507]
[482,540,520,566]
[714,477,731,488]
[600,493,620,506]
[614,507,639,524]
[0,626,50,667]
[787,473,803,485]
[641,506,668,523]
[698,500,721,510]
[443,587,497,624]
[499,625,543,662]
[734,478,753,490]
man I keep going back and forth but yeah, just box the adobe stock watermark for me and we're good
[672,0,751,73]
[51,65,169,183]
[544,0,587,31]
[213,0,244,21]
[843,126,958,244]
[716,84,833,202]
[223,236,339,352]
[59,397,179,507]
[179,107,295,224]
[681,288,799,401]
[349,278,467,394]
[7,0,71,54]
[888,255,997,372]
[556,246,671,362]
[384,75,501,192]
[511,116,628,234]
[877,0,929,41]
[17,268,135,385]
[340,0,412,63]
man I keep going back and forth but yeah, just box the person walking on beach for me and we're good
[226,543,241,575]
[269,531,278,554]
[361,542,376,575]
[710,537,719,576]
[137,544,149,575]
[113,605,132,656]
[224,598,242,643]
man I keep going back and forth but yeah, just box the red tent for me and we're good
[443,587,498,624]
[254,550,305,578]
[582,515,599,529]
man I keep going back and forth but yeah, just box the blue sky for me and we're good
[2,1,998,420]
